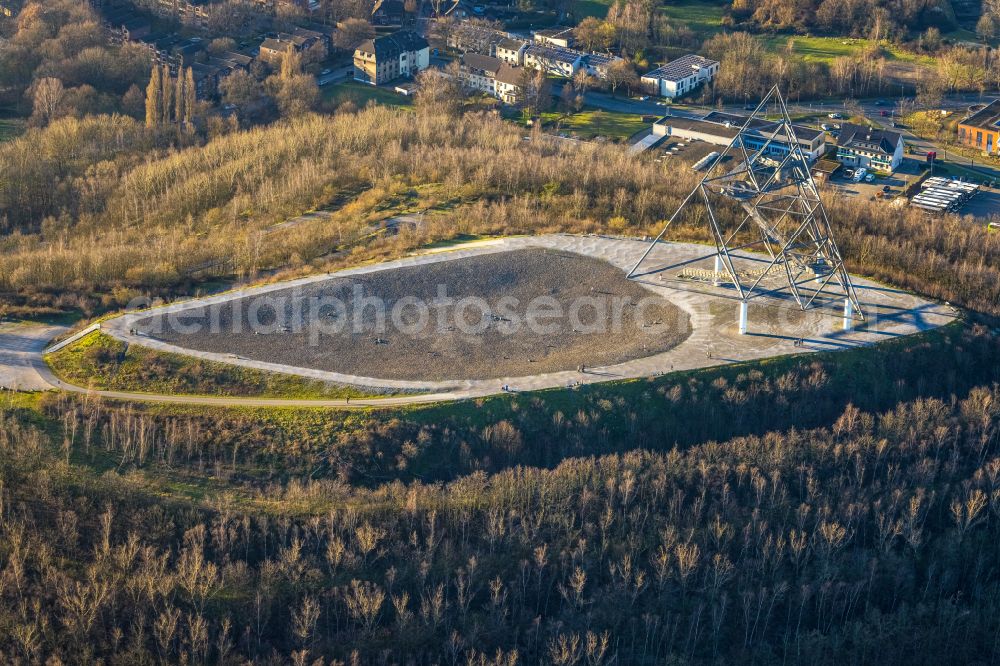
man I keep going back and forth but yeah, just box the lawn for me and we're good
[574,0,613,18]
[538,109,650,140]
[575,0,727,28]
[45,330,397,400]
[322,80,412,108]
[761,35,935,66]
[659,0,728,35]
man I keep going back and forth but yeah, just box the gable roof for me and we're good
[356,30,428,58]
[495,63,523,86]
[461,53,502,74]
[497,37,527,52]
[642,54,718,82]
[260,38,287,53]
[960,99,1000,131]
[525,44,581,65]
[837,123,902,155]
[583,53,619,68]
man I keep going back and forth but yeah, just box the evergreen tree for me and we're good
[145,65,161,128]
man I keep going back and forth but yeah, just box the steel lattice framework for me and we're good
[628,86,865,320]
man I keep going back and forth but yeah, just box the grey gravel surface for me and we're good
[138,249,691,381]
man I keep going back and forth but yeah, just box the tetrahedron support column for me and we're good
[627,85,864,321]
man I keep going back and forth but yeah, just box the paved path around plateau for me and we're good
[0,320,462,408]
[1,235,957,409]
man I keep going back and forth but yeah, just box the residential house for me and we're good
[957,99,1000,156]
[104,8,152,44]
[652,112,826,162]
[494,63,522,104]
[641,54,719,99]
[258,37,294,64]
[205,52,254,91]
[533,26,574,48]
[292,25,332,52]
[496,38,528,65]
[835,123,905,173]
[190,61,225,98]
[458,53,524,104]
[371,0,405,25]
[459,53,503,94]
[354,30,429,85]
[218,51,254,70]
[582,53,622,80]
[258,31,325,66]
[447,23,511,56]
[134,0,210,29]
[523,44,582,77]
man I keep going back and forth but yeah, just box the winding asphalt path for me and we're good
[0,321,461,408]
[0,235,955,409]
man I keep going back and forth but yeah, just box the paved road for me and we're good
[0,320,468,408]
[0,321,68,391]
[566,90,999,121]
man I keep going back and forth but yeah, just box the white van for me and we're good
[852,167,867,183]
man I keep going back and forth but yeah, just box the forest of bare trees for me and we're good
[0,314,998,663]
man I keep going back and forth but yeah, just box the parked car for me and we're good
[853,167,867,183]
[821,123,832,131]
[865,173,875,183]
[844,169,855,178]
[828,112,843,119]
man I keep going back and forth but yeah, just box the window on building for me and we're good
[976,131,983,147]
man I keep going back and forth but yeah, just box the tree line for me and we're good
[1,325,999,663]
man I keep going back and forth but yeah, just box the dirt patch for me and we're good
[139,249,692,381]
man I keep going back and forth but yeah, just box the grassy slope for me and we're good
[576,0,727,30]
[45,331,394,399]
[49,318,977,511]
[659,0,728,34]
[538,109,650,140]
[322,80,413,108]
[761,35,935,66]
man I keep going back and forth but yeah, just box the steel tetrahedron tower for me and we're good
[628,85,864,320]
